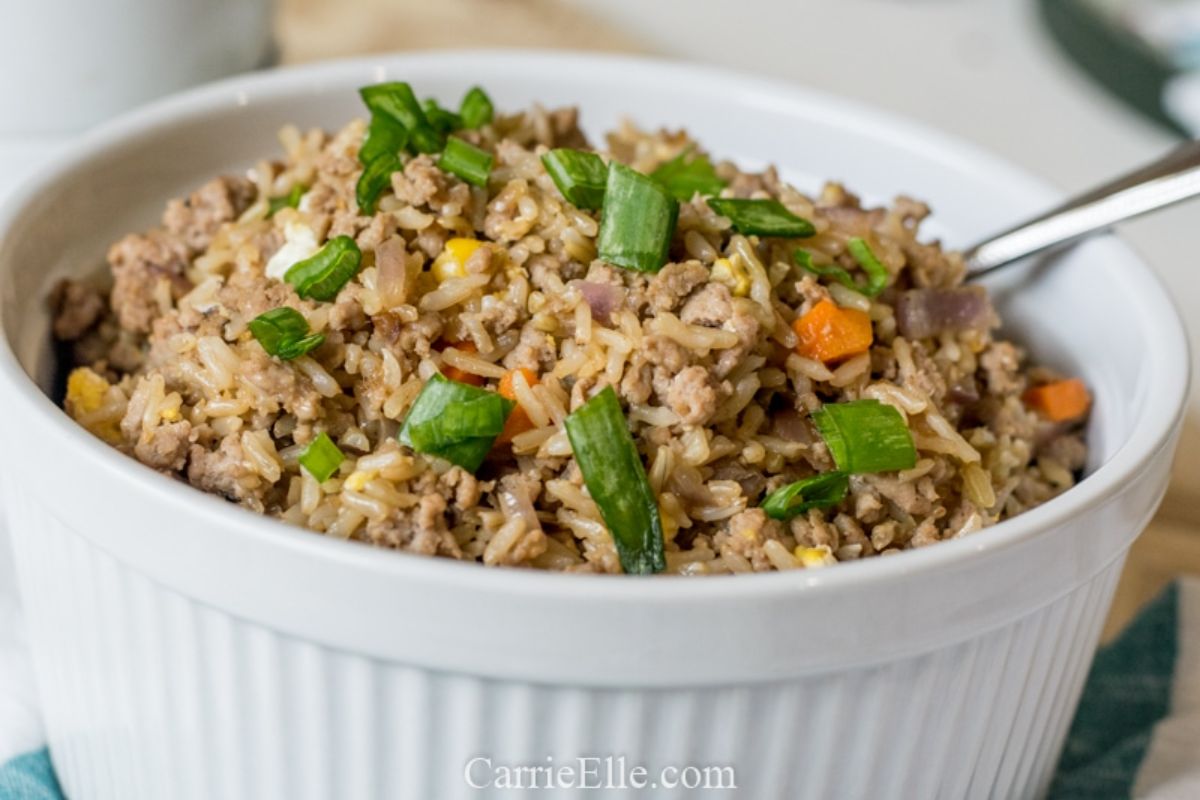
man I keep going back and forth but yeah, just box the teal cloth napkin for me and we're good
[0,583,1184,799]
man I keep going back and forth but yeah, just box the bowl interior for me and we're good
[0,53,1164,477]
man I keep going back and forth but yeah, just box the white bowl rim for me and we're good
[0,48,1190,606]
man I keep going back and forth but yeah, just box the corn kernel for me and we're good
[161,407,182,423]
[66,367,110,415]
[431,237,484,282]
[710,255,751,297]
[795,545,836,568]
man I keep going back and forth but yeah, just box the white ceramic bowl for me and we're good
[0,52,1189,800]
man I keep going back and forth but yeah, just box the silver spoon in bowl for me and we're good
[963,140,1200,278]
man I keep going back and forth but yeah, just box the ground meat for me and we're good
[1039,433,1088,471]
[108,232,192,334]
[719,509,784,571]
[50,280,105,340]
[546,106,589,149]
[440,466,484,511]
[980,342,1024,395]
[186,436,263,506]
[667,366,720,426]
[328,288,366,331]
[390,155,448,208]
[162,175,255,254]
[680,282,732,328]
[484,180,537,242]
[619,363,653,405]
[503,326,557,372]
[397,313,445,359]
[714,300,762,378]
[641,334,688,372]
[133,421,192,471]
[646,261,708,311]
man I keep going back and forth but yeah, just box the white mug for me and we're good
[0,0,275,136]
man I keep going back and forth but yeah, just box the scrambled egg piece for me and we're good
[710,255,751,297]
[795,545,837,568]
[65,367,122,443]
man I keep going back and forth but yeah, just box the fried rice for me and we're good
[50,92,1090,575]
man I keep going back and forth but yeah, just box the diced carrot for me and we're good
[1023,378,1091,422]
[497,368,539,444]
[440,340,485,386]
[792,299,873,364]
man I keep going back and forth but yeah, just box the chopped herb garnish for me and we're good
[795,249,858,292]
[437,137,493,188]
[358,112,409,166]
[564,386,666,575]
[846,237,889,297]
[541,148,608,210]
[650,146,726,201]
[284,235,363,302]
[359,82,443,154]
[459,86,494,130]
[423,98,463,134]
[761,472,850,520]
[398,373,515,473]
[356,152,401,215]
[812,399,917,474]
[267,184,306,218]
[248,307,325,361]
[706,198,815,238]
[298,432,344,483]
[597,162,679,274]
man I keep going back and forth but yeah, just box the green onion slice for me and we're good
[267,184,306,218]
[358,112,408,166]
[706,198,815,238]
[541,148,607,210]
[795,249,860,293]
[564,386,666,575]
[299,431,345,483]
[398,373,515,473]
[597,162,679,274]
[284,235,363,302]
[360,82,443,154]
[423,98,463,134]
[248,307,325,361]
[761,472,850,520]
[650,146,726,201]
[812,399,917,474]
[846,237,889,297]
[356,152,401,215]
[459,86,494,130]
[437,137,493,188]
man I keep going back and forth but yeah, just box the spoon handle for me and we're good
[964,139,1200,278]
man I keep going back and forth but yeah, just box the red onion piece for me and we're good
[895,286,992,339]
[571,280,626,324]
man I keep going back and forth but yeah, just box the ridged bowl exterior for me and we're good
[8,488,1125,800]
[0,52,1189,800]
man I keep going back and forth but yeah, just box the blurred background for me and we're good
[2,0,1199,634]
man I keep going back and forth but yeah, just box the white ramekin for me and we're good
[0,52,1189,800]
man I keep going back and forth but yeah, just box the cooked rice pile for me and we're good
[51,103,1088,575]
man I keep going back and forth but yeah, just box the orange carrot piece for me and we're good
[496,368,539,444]
[440,341,485,386]
[1023,378,1091,422]
[792,299,873,364]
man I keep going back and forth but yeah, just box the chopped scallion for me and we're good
[795,249,860,293]
[359,82,443,154]
[597,162,679,274]
[761,472,850,520]
[358,112,408,166]
[267,184,306,218]
[459,86,494,130]
[356,152,401,215]
[298,432,344,483]
[846,237,889,297]
[812,399,917,474]
[423,98,463,134]
[248,307,325,361]
[706,198,815,238]
[564,386,666,575]
[650,146,726,201]
[284,235,363,302]
[541,148,607,210]
[398,373,515,472]
[437,137,493,188]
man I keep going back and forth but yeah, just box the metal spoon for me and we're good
[964,139,1200,278]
